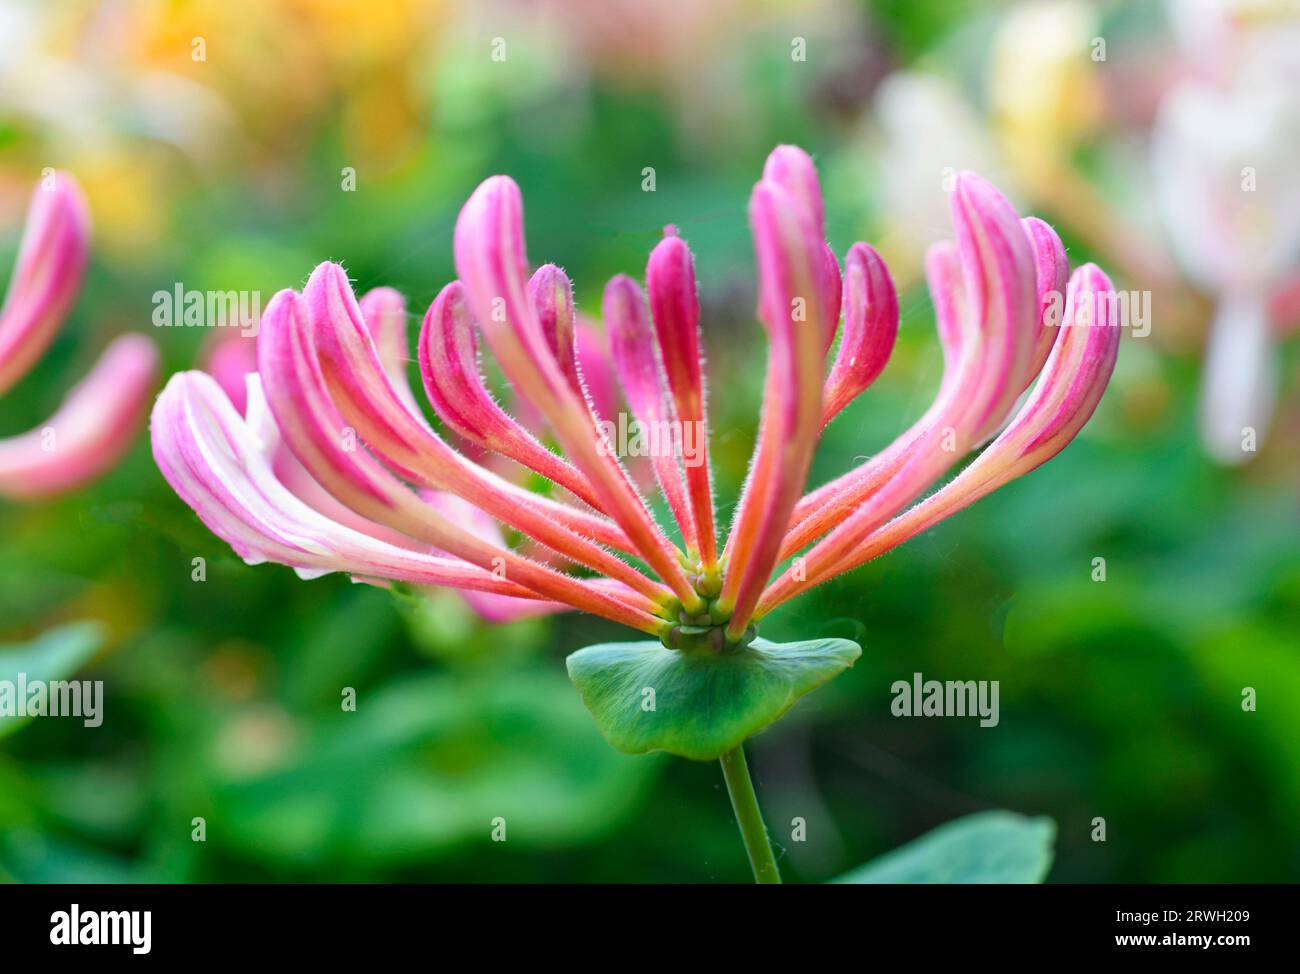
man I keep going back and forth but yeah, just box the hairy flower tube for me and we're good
[0,172,159,500]
[152,145,1118,652]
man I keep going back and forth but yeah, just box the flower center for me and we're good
[661,619,757,654]
[658,569,756,653]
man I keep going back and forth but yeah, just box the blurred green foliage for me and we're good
[1,0,1297,883]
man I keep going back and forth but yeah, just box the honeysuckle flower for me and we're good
[1151,13,1300,464]
[0,172,159,500]
[153,142,1117,652]
[151,144,1117,884]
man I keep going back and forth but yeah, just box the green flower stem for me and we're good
[719,743,781,884]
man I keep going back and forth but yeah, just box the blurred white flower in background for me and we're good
[866,1,1176,293]
[1152,0,1300,464]
[1165,0,1300,86]
[869,71,999,284]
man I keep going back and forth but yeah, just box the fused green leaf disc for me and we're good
[832,811,1056,884]
[565,636,861,761]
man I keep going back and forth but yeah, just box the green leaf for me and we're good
[566,636,862,761]
[0,622,104,740]
[833,811,1056,884]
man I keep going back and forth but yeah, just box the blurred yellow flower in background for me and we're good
[0,0,446,258]
[990,0,1102,195]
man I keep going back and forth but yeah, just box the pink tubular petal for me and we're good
[453,175,703,612]
[254,375,423,555]
[821,243,899,427]
[603,273,696,552]
[718,174,828,637]
[817,242,844,353]
[646,233,704,419]
[646,230,718,573]
[457,585,569,622]
[417,280,603,508]
[509,293,619,445]
[528,263,582,396]
[947,171,1039,444]
[0,333,158,499]
[257,284,667,632]
[926,240,969,394]
[573,320,649,491]
[307,265,641,561]
[258,287,404,513]
[575,320,621,426]
[357,286,420,413]
[763,147,840,350]
[762,144,826,237]
[292,264,671,606]
[270,434,427,552]
[0,173,90,395]
[757,263,1119,615]
[151,370,550,597]
[1014,265,1121,456]
[1023,216,1069,377]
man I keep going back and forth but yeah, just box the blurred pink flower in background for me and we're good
[202,329,258,416]
[0,172,158,500]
